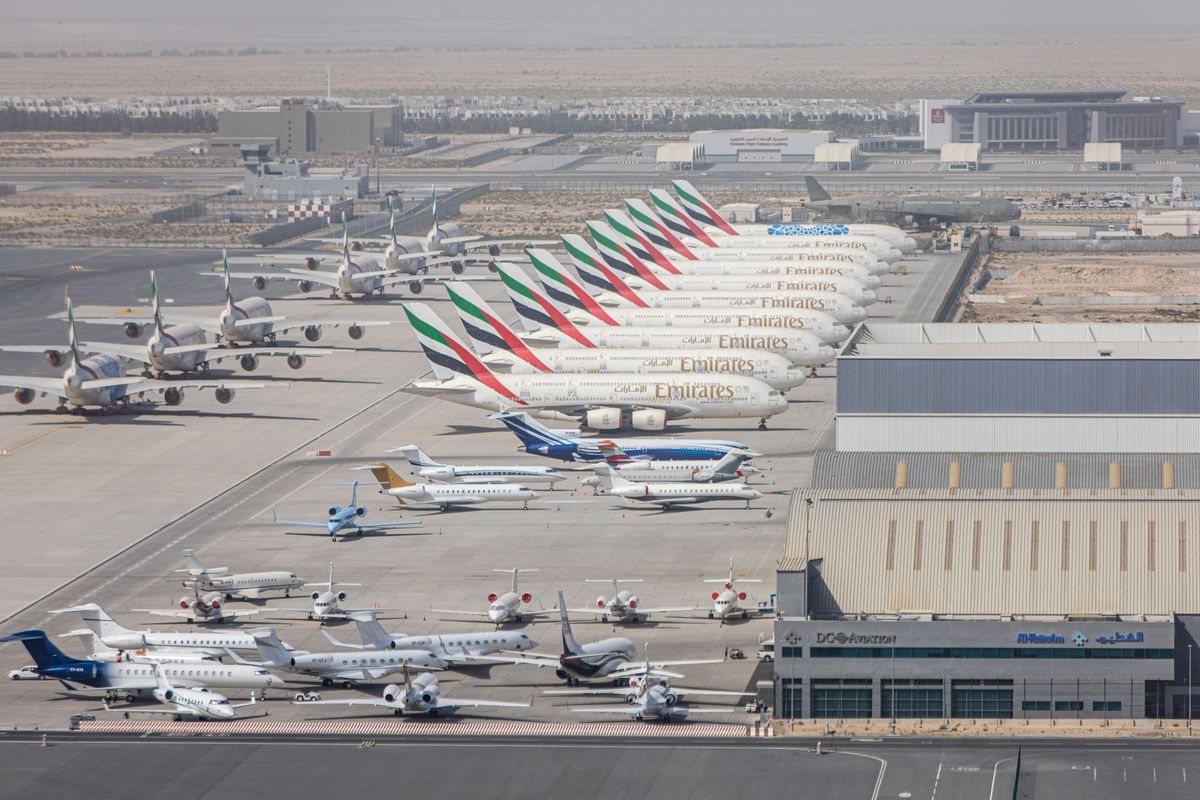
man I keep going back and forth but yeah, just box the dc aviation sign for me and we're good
[815,632,897,645]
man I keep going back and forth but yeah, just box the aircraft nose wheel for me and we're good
[757,419,768,431]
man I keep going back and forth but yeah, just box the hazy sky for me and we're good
[6,0,1200,51]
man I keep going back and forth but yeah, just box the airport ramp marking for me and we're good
[79,719,772,737]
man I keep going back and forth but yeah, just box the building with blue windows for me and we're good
[775,452,1200,721]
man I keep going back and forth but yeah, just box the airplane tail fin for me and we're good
[445,281,552,371]
[151,662,172,693]
[598,440,637,466]
[625,198,697,260]
[388,198,398,246]
[150,270,165,335]
[496,261,599,347]
[66,294,81,365]
[584,220,669,289]
[53,604,134,640]
[560,234,648,308]
[366,462,414,492]
[804,176,832,203]
[489,410,575,452]
[349,611,394,650]
[708,450,752,479]
[0,631,88,670]
[340,213,350,261]
[672,179,738,236]
[401,302,517,398]
[250,628,292,668]
[649,189,718,247]
[525,250,617,330]
[60,629,116,659]
[180,549,208,575]
[558,590,581,655]
[394,445,442,468]
[221,249,234,307]
[602,209,682,274]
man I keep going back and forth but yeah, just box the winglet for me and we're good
[66,293,81,364]
[150,270,165,335]
[341,213,350,260]
[221,250,234,307]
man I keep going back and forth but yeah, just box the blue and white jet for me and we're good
[272,481,425,540]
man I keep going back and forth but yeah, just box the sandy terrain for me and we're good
[964,251,1200,323]
[3,40,1199,102]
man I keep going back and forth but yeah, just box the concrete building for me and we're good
[774,456,1200,720]
[921,91,1184,151]
[215,99,403,155]
[688,129,833,163]
[239,144,368,200]
[835,323,1200,453]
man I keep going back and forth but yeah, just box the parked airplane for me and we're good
[565,232,878,306]
[0,297,267,413]
[403,302,788,431]
[600,210,887,285]
[0,630,282,692]
[59,629,219,665]
[568,224,873,304]
[545,651,752,721]
[271,562,372,622]
[491,410,751,464]
[321,610,539,663]
[388,443,565,485]
[649,188,903,261]
[1,273,334,379]
[506,257,848,349]
[431,568,553,626]
[362,462,541,510]
[578,441,759,488]
[623,198,895,272]
[295,663,529,717]
[566,579,694,624]
[801,175,1020,228]
[446,281,808,389]
[134,585,259,625]
[271,480,425,539]
[105,663,259,720]
[479,592,719,685]
[671,179,918,251]
[705,559,763,622]
[178,549,305,600]
[596,468,764,509]
[79,255,388,346]
[231,628,445,688]
[50,604,290,656]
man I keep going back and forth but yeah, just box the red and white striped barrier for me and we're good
[78,719,769,737]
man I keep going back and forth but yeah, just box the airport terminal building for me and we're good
[774,452,1200,721]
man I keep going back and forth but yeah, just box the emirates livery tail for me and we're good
[400,302,525,405]
[582,220,671,288]
[648,189,719,247]
[444,281,552,372]
[624,198,698,260]
[524,251,620,327]
[601,209,682,274]
[671,179,738,236]
[493,261,598,347]
[560,235,651,307]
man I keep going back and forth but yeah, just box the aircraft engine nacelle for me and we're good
[205,594,221,609]
[450,262,465,275]
[595,597,607,609]
[420,692,435,704]
[44,349,64,367]
[162,689,174,701]
[311,591,321,601]
[347,325,365,341]
[355,507,367,517]
[737,591,747,601]
[328,507,340,516]
[297,280,313,293]
[584,407,622,430]
[711,591,721,600]
[214,387,235,404]
[627,596,639,609]
[164,387,184,406]
[383,684,402,703]
[488,244,502,257]
[304,326,322,342]
[239,354,260,372]
[252,276,267,291]
[424,466,455,480]
[521,593,533,604]
[350,241,364,252]
[124,322,144,338]
[303,257,320,271]
[13,388,35,405]
[487,593,499,602]
[555,668,569,681]
[179,599,191,609]
[625,692,639,704]
[664,691,680,706]
[336,591,348,602]
[286,354,305,370]
[630,409,667,432]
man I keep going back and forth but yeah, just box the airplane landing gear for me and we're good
[758,419,768,431]
[321,678,333,687]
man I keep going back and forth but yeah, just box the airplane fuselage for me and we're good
[219,296,274,343]
[595,289,869,324]
[147,323,207,373]
[63,354,127,408]
[566,309,850,346]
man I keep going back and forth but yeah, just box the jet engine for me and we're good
[348,325,364,341]
[664,691,680,706]
[311,591,321,601]
[351,241,364,252]
[450,262,465,275]
[336,591,348,602]
[164,387,184,406]
[44,349,64,367]
[383,684,403,703]
[252,276,267,291]
[355,507,367,517]
[13,388,35,405]
[286,354,305,370]
[207,596,221,609]
[124,322,143,338]
[627,596,639,609]
[487,593,499,602]
[711,591,721,600]
[584,408,622,430]
[214,387,235,404]
[630,409,667,431]
[421,466,456,480]
[625,692,639,704]
[303,257,320,271]
[488,244,502,257]
[408,280,424,295]
[595,597,608,609]
[162,689,174,701]
[304,326,322,342]
[521,592,533,604]
[297,280,313,293]
[328,507,340,516]
[179,599,191,609]
[239,354,260,372]
[420,691,436,704]
[737,591,747,601]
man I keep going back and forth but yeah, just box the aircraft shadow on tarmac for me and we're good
[438,424,499,436]
[7,409,320,424]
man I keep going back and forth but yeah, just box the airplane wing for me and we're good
[447,238,558,250]
[77,376,269,402]
[77,314,221,335]
[219,255,337,267]
[670,688,757,698]
[465,653,561,668]
[295,698,397,710]
[0,342,150,365]
[0,375,64,396]
[353,520,425,530]
[544,688,630,697]
[183,345,338,366]
[264,320,391,337]
[429,607,491,618]
[518,401,695,420]
[434,697,530,711]
[271,518,330,528]
[217,270,342,290]
[133,608,259,622]
[567,706,641,714]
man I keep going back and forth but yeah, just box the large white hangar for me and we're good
[689,128,833,163]
[835,323,1200,453]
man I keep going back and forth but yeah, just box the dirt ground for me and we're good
[963,251,1200,323]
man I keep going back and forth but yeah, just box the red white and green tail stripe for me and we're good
[672,179,738,236]
[444,281,552,372]
[526,249,619,326]
[495,261,598,347]
[560,235,650,307]
[649,189,719,247]
[624,199,697,260]
[602,209,682,273]
[584,220,670,288]
[401,302,524,402]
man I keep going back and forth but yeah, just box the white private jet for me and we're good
[177,549,305,600]
[50,604,290,657]
[60,629,220,665]
[321,610,539,665]
[134,586,259,625]
[431,568,554,627]
[105,663,259,721]
[705,559,763,622]
[233,628,446,689]
[596,468,764,509]
[294,663,529,718]
[579,441,760,489]
[361,463,541,511]
[269,562,363,622]
[271,480,426,539]
[388,444,566,486]
[566,579,694,624]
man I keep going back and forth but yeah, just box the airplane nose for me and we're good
[848,307,868,323]
[825,324,851,344]
[860,289,878,305]
[863,275,882,289]
[817,344,836,362]
[769,395,788,413]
